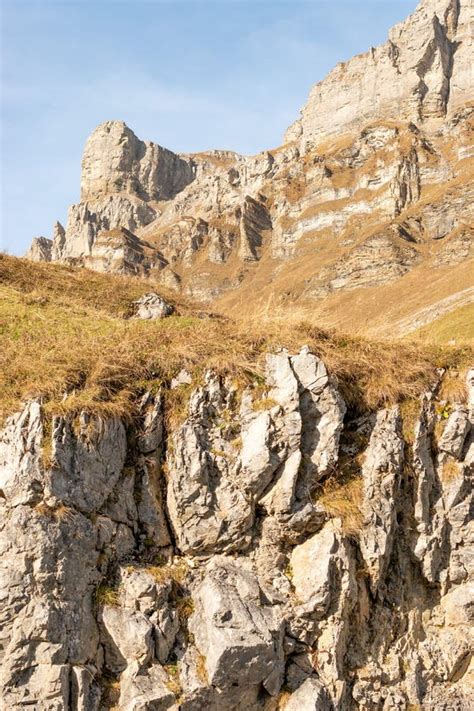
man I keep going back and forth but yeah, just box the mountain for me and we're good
[2,1,473,709]
[26,0,473,338]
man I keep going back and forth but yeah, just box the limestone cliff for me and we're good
[1,352,473,709]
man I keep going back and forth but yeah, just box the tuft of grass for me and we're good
[400,398,421,445]
[147,558,189,586]
[252,396,278,411]
[99,674,121,710]
[95,583,121,607]
[164,380,198,430]
[318,477,363,537]
[34,502,75,522]
[176,596,195,621]
[276,689,293,709]
[196,649,209,685]
[438,371,467,403]
[164,662,182,697]
[441,458,460,482]
[40,416,54,469]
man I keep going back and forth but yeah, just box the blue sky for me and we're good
[1,0,417,255]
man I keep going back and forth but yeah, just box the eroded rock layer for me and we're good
[1,351,473,709]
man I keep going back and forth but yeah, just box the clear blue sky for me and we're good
[1,0,417,255]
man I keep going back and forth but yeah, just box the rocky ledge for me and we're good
[1,349,473,709]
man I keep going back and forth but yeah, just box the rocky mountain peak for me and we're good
[285,0,471,148]
[81,119,195,202]
[25,0,473,336]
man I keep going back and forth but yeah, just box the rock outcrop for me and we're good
[25,0,473,335]
[285,0,472,146]
[1,351,473,709]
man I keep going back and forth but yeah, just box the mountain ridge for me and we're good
[26,0,473,339]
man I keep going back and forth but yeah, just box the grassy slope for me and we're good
[412,302,474,345]
[0,254,471,424]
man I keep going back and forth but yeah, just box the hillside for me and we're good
[1,254,473,710]
[3,252,464,423]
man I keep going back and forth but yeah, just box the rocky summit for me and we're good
[2,0,473,709]
[26,0,473,337]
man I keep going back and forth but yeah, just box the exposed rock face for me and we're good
[26,0,473,334]
[26,235,53,262]
[81,120,195,202]
[1,353,473,709]
[285,0,472,146]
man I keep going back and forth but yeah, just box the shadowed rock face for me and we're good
[1,352,473,709]
[26,0,473,330]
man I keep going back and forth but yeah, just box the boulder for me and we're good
[133,293,175,320]
[119,661,177,711]
[359,407,404,593]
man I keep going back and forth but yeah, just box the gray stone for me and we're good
[284,677,332,711]
[188,561,284,695]
[359,407,404,593]
[119,661,177,710]
[438,406,470,459]
[101,605,154,673]
[133,293,175,320]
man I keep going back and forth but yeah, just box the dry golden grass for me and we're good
[146,558,190,586]
[414,303,474,347]
[276,689,293,709]
[164,662,182,697]
[34,502,76,522]
[175,596,195,621]
[1,254,470,428]
[318,477,364,536]
[0,253,184,316]
[99,674,121,710]
[441,458,460,483]
[195,650,209,685]
[95,583,121,607]
[400,398,421,445]
[438,369,468,403]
